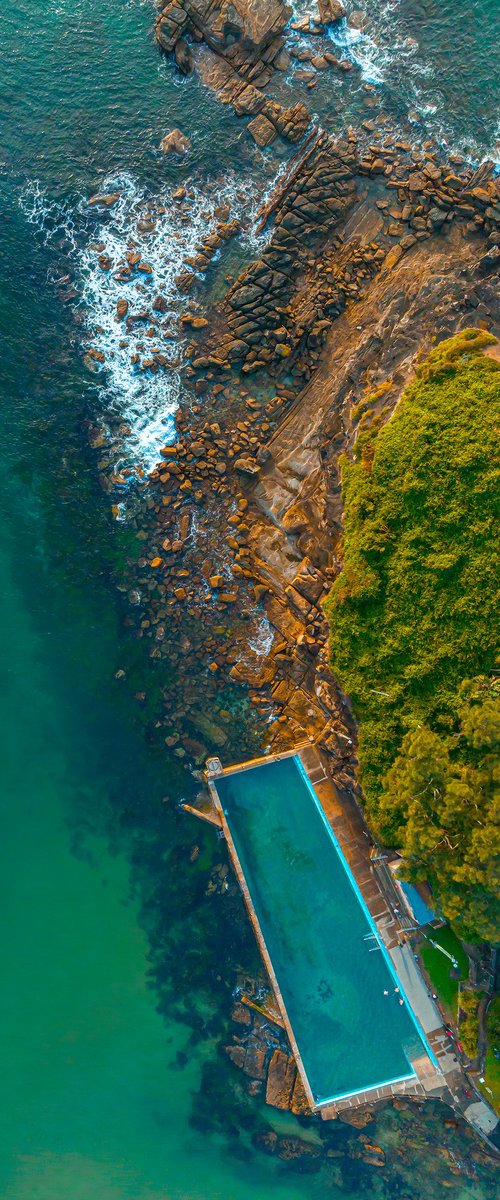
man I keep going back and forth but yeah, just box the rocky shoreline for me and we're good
[108,121,499,774]
[100,117,499,1134]
[84,0,500,1161]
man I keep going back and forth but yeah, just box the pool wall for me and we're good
[208,748,439,1108]
[294,757,439,1074]
[208,759,317,1110]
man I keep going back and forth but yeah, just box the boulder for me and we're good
[319,0,346,22]
[87,192,120,207]
[247,114,278,147]
[226,339,248,360]
[215,1,291,54]
[234,456,261,476]
[159,128,192,156]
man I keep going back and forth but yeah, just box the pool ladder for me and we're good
[363,932,382,952]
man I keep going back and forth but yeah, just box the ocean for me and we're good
[0,2,498,1197]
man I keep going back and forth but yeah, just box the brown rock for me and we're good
[247,115,278,147]
[175,271,196,293]
[116,298,129,319]
[243,1041,267,1080]
[160,129,192,156]
[382,244,404,271]
[88,192,120,207]
[266,1048,296,1109]
[284,585,312,620]
[180,314,209,328]
[231,1002,252,1026]
[290,1073,311,1114]
[319,0,346,21]
[339,1108,374,1128]
[234,456,261,476]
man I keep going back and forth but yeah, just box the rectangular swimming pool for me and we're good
[214,754,431,1106]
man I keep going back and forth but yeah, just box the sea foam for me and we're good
[19,164,283,474]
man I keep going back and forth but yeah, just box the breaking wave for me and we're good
[288,2,500,162]
[19,163,284,473]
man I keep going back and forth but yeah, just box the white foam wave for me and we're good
[19,164,287,474]
[76,169,281,470]
[19,180,80,257]
[287,3,420,86]
[248,615,275,658]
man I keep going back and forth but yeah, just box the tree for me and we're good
[324,331,500,940]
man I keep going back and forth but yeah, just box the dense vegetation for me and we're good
[458,988,483,1059]
[324,330,500,941]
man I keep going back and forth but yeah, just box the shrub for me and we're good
[459,989,483,1059]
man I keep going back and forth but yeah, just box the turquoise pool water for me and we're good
[216,756,430,1106]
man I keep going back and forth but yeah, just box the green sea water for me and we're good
[1,2,499,1198]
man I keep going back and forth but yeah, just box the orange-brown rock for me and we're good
[247,115,278,147]
[265,1048,296,1109]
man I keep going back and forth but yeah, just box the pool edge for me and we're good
[294,755,439,1074]
[209,750,441,1108]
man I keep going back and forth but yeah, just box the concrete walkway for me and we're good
[389,945,442,1035]
[464,1100,500,1139]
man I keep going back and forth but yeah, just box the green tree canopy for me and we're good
[324,330,500,940]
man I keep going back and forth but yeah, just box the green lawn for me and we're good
[480,1047,500,1115]
[480,996,500,1115]
[419,926,469,1015]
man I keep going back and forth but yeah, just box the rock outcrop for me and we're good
[155,0,311,143]
[106,126,499,795]
[159,128,192,154]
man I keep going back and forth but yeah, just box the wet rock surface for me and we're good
[95,123,499,828]
[155,0,311,144]
[160,127,192,155]
[83,28,500,1169]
